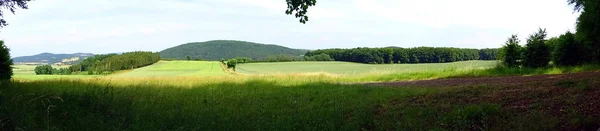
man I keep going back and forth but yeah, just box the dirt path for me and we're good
[365,71,600,87]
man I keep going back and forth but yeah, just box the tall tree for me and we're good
[523,28,551,68]
[500,34,522,67]
[0,40,12,80]
[568,0,600,62]
[553,31,583,66]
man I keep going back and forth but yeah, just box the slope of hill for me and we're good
[160,40,308,60]
[13,53,94,65]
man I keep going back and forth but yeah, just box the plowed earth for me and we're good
[365,71,600,130]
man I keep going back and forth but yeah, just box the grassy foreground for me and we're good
[4,61,600,130]
[2,74,599,130]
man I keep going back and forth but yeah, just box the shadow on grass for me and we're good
[2,75,599,130]
[0,79,432,130]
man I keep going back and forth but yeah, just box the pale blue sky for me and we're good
[0,0,580,57]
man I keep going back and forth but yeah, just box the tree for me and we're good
[0,41,12,80]
[500,34,522,67]
[286,0,316,24]
[226,59,237,72]
[186,56,192,60]
[553,31,583,66]
[523,28,551,68]
[304,53,334,61]
[0,0,31,28]
[34,65,53,75]
[568,0,600,62]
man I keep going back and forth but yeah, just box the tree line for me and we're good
[497,0,599,68]
[304,47,499,64]
[34,65,72,75]
[69,51,160,74]
[500,28,596,68]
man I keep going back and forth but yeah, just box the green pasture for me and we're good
[237,60,498,75]
[113,61,227,77]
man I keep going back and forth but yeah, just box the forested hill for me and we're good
[13,53,94,65]
[159,40,308,60]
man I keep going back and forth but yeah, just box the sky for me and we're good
[0,0,580,57]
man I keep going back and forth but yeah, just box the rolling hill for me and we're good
[160,40,308,60]
[13,53,94,65]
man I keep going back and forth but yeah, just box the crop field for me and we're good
[237,61,498,75]
[113,61,227,77]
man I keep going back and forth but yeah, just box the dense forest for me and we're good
[305,47,499,64]
[160,40,308,60]
[69,51,160,74]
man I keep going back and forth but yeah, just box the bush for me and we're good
[553,31,584,66]
[34,65,53,75]
[0,41,12,80]
[523,28,551,68]
[500,34,522,67]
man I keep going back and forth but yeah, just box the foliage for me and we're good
[499,35,522,67]
[0,0,31,28]
[553,31,584,66]
[0,41,11,80]
[478,48,500,60]
[34,65,53,75]
[226,59,237,71]
[231,57,253,63]
[285,0,316,24]
[305,47,497,64]
[569,0,600,62]
[303,53,334,61]
[160,40,307,61]
[53,68,72,75]
[34,65,72,75]
[265,54,300,62]
[70,52,160,74]
[523,28,551,68]
[69,54,117,72]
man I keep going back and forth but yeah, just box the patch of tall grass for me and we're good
[0,79,435,130]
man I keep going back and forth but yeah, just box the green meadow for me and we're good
[5,61,600,130]
[113,61,227,77]
[237,60,498,75]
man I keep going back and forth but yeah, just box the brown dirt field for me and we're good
[365,71,600,87]
[376,71,600,130]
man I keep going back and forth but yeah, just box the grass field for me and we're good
[4,61,600,130]
[237,61,498,75]
[113,61,227,77]
[3,73,599,130]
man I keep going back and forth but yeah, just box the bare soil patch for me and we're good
[365,71,600,87]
